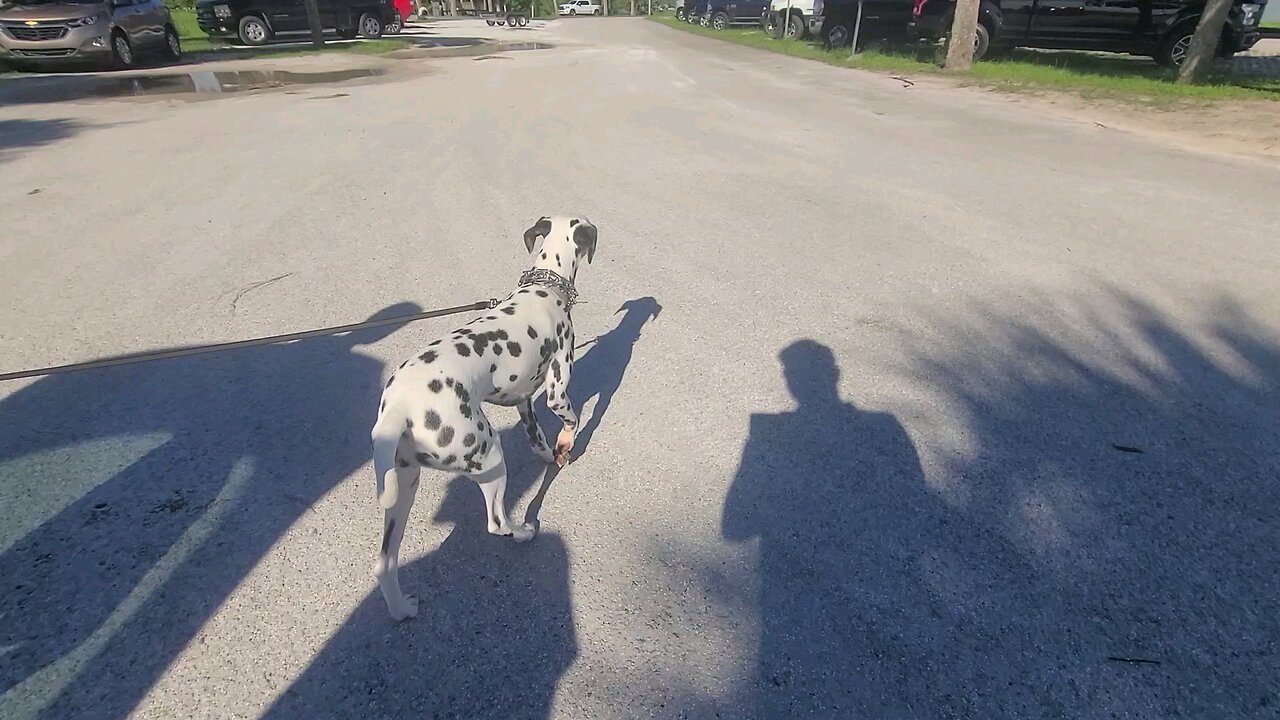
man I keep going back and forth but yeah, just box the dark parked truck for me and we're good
[912,0,1266,67]
[195,0,399,46]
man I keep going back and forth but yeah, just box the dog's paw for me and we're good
[554,428,575,468]
[387,594,419,622]
[511,522,536,543]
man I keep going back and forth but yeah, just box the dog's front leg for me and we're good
[545,331,577,467]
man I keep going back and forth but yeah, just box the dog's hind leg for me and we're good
[470,443,535,542]
[518,400,555,464]
[373,442,422,621]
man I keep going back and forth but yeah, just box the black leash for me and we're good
[0,298,500,383]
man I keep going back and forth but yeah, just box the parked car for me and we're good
[808,0,912,46]
[0,0,181,70]
[194,0,398,46]
[674,0,686,18]
[558,0,601,14]
[764,0,818,37]
[684,0,708,21]
[704,0,770,29]
[912,0,1266,68]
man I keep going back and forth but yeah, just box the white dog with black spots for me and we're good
[369,215,597,621]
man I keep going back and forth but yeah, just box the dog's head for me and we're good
[523,215,598,281]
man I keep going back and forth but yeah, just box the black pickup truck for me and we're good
[912,0,1267,67]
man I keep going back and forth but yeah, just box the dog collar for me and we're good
[518,268,579,309]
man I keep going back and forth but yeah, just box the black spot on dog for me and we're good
[509,374,519,382]
[536,290,548,298]
[477,421,486,432]
[442,455,457,465]
[398,360,409,369]
[497,329,509,340]
[454,384,470,403]
[429,379,443,393]
[425,410,442,430]
[380,399,386,413]
[555,253,560,264]
[472,340,487,356]
[501,306,517,315]
[570,219,580,227]
[420,351,437,363]
[491,364,498,373]
[382,519,396,554]
[528,326,538,339]
[458,328,472,336]
[455,343,471,357]
[463,433,476,447]
[439,426,455,446]
[507,342,522,357]
[405,418,414,429]
[460,404,472,419]
[480,441,488,454]
[493,344,503,356]
[540,252,547,260]
[552,359,562,382]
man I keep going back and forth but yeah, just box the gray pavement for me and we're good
[1,17,1278,719]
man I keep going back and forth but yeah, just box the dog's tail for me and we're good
[372,422,406,510]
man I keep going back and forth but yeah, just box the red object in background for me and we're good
[912,0,927,18]
[392,0,411,21]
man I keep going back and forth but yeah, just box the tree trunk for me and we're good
[1176,0,1231,84]
[303,0,325,47]
[943,0,980,70]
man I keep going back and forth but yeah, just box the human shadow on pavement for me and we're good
[262,429,576,720]
[0,302,420,719]
[719,294,1280,717]
[0,118,83,163]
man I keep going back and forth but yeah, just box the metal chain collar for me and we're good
[518,268,579,309]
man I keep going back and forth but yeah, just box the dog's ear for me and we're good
[524,217,552,253]
[572,221,598,264]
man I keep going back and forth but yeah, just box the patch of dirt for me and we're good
[1004,91,1280,164]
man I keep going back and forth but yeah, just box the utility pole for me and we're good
[304,0,325,47]
[943,0,979,70]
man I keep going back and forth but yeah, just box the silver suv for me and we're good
[0,0,181,70]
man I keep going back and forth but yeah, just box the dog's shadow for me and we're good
[541,296,662,463]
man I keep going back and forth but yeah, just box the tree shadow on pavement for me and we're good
[0,302,420,719]
[0,118,83,164]
[715,291,1279,717]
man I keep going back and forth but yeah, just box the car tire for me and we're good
[517,14,528,25]
[238,15,271,46]
[111,31,135,68]
[358,11,384,38]
[826,21,851,47]
[764,11,782,38]
[1156,23,1195,69]
[162,25,182,60]
[676,7,686,19]
[569,8,577,14]
[784,11,805,39]
[970,20,991,59]
[387,13,403,33]
[699,12,710,25]
[711,10,728,29]
[594,7,601,13]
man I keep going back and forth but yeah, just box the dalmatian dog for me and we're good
[369,215,597,621]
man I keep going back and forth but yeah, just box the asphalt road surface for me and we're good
[2,18,1278,720]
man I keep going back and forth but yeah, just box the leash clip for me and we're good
[486,297,501,309]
